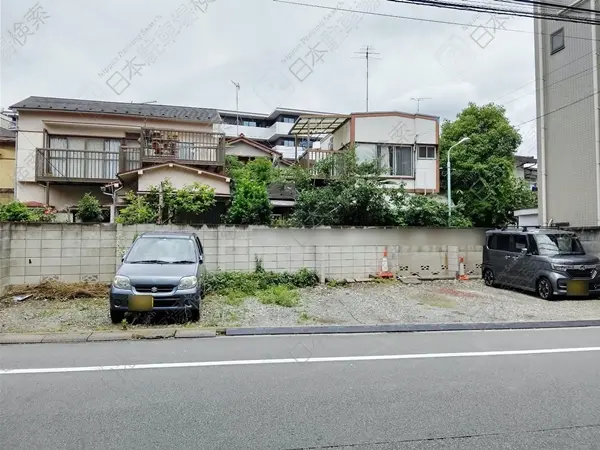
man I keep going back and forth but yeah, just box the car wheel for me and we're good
[110,310,125,324]
[483,269,495,287]
[188,307,200,322]
[537,277,554,300]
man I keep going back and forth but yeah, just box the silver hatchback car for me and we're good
[482,227,600,300]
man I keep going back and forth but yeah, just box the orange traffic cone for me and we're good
[377,248,394,279]
[457,256,469,281]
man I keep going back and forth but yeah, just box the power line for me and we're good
[386,0,600,25]
[272,0,600,42]
[514,91,596,127]
[494,0,600,16]
[493,51,595,102]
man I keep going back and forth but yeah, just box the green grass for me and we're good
[257,285,300,307]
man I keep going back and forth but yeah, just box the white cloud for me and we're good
[0,0,537,155]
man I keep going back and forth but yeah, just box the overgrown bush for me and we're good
[76,193,103,222]
[204,267,319,296]
[0,201,56,222]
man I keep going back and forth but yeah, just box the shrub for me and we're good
[257,285,300,307]
[0,201,56,222]
[76,193,104,222]
[203,267,319,296]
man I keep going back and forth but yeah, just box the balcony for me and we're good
[35,130,226,183]
[35,148,121,183]
[298,149,345,177]
[139,128,225,166]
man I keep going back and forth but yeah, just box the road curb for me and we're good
[224,320,600,336]
[0,328,218,345]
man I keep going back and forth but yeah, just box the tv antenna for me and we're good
[410,97,431,113]
[353,45,382,112]
[231,80,241,135]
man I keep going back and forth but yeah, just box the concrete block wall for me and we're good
[8,223,117,285]
[117,225,486,281]
[1,223,486,287]
[0,223,10,295]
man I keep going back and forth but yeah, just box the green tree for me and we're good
[76,193,104,222]
[291,148,407,226]
[402,194,472,228]
[440,102,537,227]
[116,191,155,225]
[0,201,55,222]
[146,180,216,224]
[224,157,276,225]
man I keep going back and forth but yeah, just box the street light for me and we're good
[447,136,470,226]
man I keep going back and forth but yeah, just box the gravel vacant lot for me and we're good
[2,279,600,334]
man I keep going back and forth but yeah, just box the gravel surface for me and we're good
[2,280,600,333]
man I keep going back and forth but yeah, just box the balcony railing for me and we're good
[298,149,345,177]
[35,148,121,183]
[139,128,225,166]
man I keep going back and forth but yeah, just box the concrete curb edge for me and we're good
[0,328,217,345]
[224,320,600,336]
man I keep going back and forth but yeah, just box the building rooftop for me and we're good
[10,96,220,123]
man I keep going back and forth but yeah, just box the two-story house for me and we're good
[290,111,440,193]
[10,96,235,219]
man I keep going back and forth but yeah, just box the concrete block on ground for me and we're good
[175,329,216,338]
[0,333,46,344]
[87,331,134,341]
[131,329,176,339]
[42,332,92,343]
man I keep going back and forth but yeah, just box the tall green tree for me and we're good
[224,157,276,225]
[440,102,537,227]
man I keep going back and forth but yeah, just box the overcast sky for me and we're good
[0,0,536,156]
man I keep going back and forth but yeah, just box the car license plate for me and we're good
[129,295,154,311]
[567,280,589,296]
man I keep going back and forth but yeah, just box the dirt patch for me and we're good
[3,281,108,303]
[3,279,600,334]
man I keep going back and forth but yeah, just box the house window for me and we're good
[418,145,437,159]
[46,135,120,179]
[281,139,295,146]
[551,28,564,54]
[242,120,257,127]
[377,145,414,177]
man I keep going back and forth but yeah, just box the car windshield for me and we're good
[125,237,197,263]
[534,234,585,256]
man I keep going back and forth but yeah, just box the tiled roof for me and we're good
[10,96,220,123]
[0,128,15,140]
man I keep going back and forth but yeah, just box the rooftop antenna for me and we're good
[353,45,381,112]
[231,80,240,135]
[410,97,431,113]
[131,100,157,104]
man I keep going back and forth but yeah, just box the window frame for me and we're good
[417,145,437,160]
[550,28,565,54]
[511,234,528,253]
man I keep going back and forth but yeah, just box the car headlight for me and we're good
[551,263,569,271]
[178,276,198,290]
[113,275,131,290]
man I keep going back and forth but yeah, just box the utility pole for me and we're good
[410,97,432,113]
[353,46,381,112]
[231,80,240,135]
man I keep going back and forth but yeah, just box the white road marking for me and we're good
[3,346,600,375]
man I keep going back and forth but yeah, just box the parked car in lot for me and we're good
[482,227,600,300]
[109,231,206,323]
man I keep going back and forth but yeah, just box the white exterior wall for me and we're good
[137,167,230,195]
[226,141,273,158]
[14,110,215,207]
[352,115,438,192]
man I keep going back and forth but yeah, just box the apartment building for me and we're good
[295,111,440,193]
[217,107,333,161]
[534,3,600,227]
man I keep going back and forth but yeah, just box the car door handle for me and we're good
[505,255,516,260]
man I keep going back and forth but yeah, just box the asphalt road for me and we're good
[4,328,600,449]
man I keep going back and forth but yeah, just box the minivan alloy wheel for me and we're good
[483,269,495,287]
[537,277,554,300]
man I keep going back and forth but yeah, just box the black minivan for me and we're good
[109,232,206,323]
[482,227,600,300]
